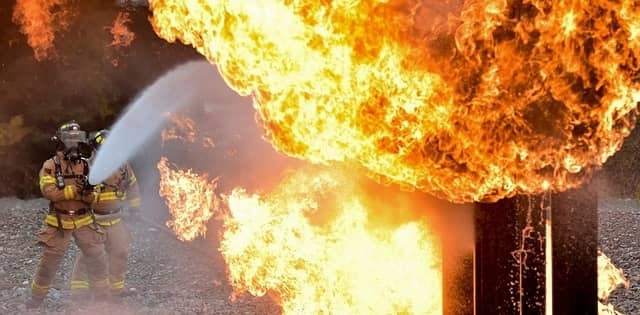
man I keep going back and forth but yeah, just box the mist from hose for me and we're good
[89,60,236,184]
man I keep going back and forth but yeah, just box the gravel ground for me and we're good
[0,197,280,315]
[0,197,636,314]
[599,198,640,314]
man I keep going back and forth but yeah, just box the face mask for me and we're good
[64,147,82,161]
[58,130,88,161]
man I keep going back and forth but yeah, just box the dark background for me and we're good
[0,0,202,197]
[0,0,638,200]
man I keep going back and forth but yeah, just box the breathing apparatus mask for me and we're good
[51,121,91,162]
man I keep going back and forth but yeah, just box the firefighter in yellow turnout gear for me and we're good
[70,129,142,299]
[27,121,108,309]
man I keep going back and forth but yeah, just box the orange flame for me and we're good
[161,113,198,145]
[108,12,135,49]
[161,113,216,148]
[157,159,443,314]
[224,168,442,314]
[597,250,629,315]
[12,0,77,61]
[150,1,639,313]
[157,157,219,241]
[149,0,640,203]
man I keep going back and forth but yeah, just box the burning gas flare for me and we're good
[106,12,135,67]
[12,0,77,61]
[149,0,640,203]
[161,113,216,148]
[222,169,442,314]
[597,250,629,315]
[157,157,219,241]
[108,12,135,49]
[158,161,443,314]
[162,113,198,145]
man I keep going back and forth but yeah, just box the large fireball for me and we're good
[149,0,640,203]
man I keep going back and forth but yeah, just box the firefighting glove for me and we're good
[71,183,89,202]
[81,176,95,194]
[73,176,90,193]
[73,178,85,193]
[80,191,97,204]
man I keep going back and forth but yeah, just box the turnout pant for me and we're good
[71,220,131,295]
[31,223,108,299]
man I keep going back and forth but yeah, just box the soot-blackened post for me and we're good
[473,185,597,314]
[551,185,598,314]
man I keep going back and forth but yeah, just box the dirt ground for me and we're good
[599,198,640,314]
[0,198,280,315]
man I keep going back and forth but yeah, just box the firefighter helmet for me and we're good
[52,121,87,151]
[90,129,109,149]
[51,121,90,160]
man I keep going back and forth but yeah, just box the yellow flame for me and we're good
[221,168,442,314]
[149,0,640,203]
[597,250,629,315]
[561,11,577,37]
[150,1,640,313]
[157,157,219,241]
[161,113,216,148]
[161,113,198,145]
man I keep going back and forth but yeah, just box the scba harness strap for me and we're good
[49,157,92,234]
[53,156,89,189]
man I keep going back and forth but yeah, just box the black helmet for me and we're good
[89,129,109,149]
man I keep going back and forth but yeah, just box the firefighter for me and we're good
[70,129,141,300]
[27,121,109,309]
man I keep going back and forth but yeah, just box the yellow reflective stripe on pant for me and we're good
[96,218,122,226]
[44,214,93,229]
[71,280,90,289]
[110,280,125,289]
[31,281,49,290]
[31,281,49,297]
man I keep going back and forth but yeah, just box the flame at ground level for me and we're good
[159,156,635,314]
[158,157,219,241]
[598,250,630,315]
[159,161,443,314]
[221,169,442,314]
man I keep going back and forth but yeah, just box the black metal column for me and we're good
[551,185,598,315]
[474,195,546,314]
[473,186,597,314]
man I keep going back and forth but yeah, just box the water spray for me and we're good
[89,60,238,184]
